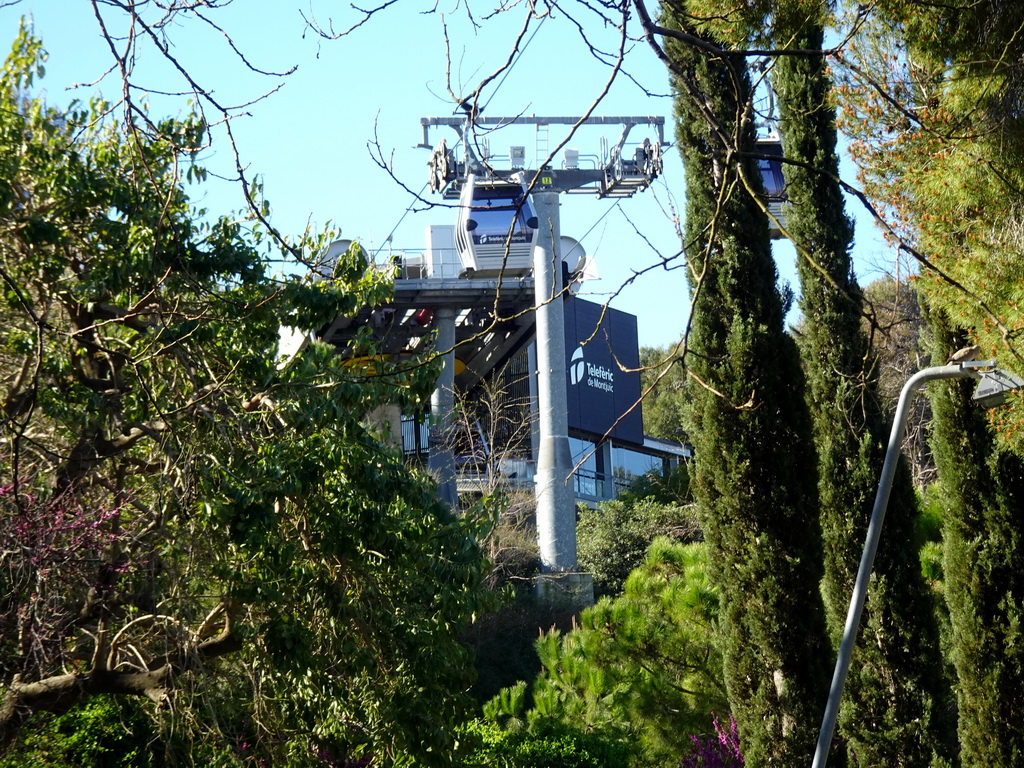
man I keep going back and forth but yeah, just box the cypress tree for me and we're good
[926,311,1024,766]
[772,15,955,767]
[662,13,833,765]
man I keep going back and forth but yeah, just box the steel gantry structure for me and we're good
[418,114,667,576]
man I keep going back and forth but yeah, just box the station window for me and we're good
[569,437,603,498]
[611,445,666,485]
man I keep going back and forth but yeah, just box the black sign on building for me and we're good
[563,297,644,446]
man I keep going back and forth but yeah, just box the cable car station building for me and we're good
[320,225,690,506]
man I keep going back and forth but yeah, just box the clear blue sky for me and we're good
[2,1,897,349]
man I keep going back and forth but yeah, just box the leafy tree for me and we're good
[639,345,689,444]
[659,8,833,764]
[862,278,933,485]
[841,0,1024,396]
[616,461,692,507]
[773,9,954,765]
[0,28,493,765]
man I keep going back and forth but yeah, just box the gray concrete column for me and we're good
[428,305,459,508]
[528,342,540,461]
[531,190,577,571]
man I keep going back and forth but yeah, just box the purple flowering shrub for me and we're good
[0,483,139,674]
[681,715,743,768]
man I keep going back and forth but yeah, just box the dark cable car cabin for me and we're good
[756,136,787,239]
[455,175,539,277]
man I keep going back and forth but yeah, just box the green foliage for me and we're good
[662,7,833,764]
[914,486,957,695]
[843,2,1024,761]
[916,489,946,587]
[0,697,162,768]
[576,495,698,597]
[464,719,629,768]
[486,541,728,767]
[616,462,692,507]
[0,26,494,767]
[638,345,689,444]
[924,312,1024,766]
[774,14,955,766]
[846,3,1024,452]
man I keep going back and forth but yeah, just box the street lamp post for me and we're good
[811,359,1023,768]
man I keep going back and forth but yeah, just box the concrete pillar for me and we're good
[428,306,459,508]
[531,191,577,571]
[528,342,540,460]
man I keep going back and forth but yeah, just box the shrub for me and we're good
[0,697,162,768]
[681,715,742,768]
[482,491,542,591]
[464,719,629,768]
[577,497,699,597]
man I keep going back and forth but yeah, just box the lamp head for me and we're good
[972,367,1024,408]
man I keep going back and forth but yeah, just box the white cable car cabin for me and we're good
[455,175,539,277]
[756,135,787,239]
